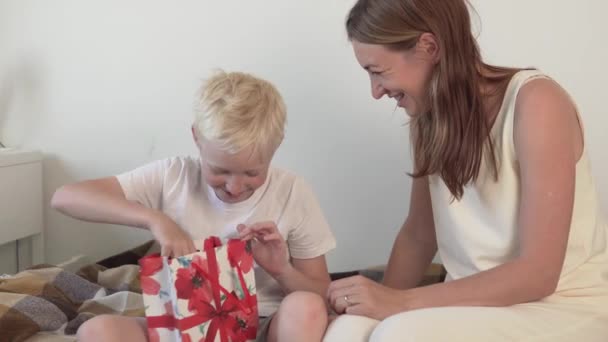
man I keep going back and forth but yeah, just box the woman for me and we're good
[324,0,608,341]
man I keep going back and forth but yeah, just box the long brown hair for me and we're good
[346,0,521,199]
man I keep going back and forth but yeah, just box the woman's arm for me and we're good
[383,176,438,290]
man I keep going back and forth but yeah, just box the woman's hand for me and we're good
[237,221,290,277]
[147,212,196,258]
[327,275,410,320]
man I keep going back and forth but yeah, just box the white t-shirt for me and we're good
[116,156,336,316]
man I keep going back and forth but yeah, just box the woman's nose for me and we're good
[371,79,387,100]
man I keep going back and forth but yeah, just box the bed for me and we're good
[0,240,446,342]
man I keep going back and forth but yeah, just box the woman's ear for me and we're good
[418,32,440,63]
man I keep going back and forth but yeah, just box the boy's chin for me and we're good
[215,189,253,204]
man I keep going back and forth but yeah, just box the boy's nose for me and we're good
[226,178,244,195]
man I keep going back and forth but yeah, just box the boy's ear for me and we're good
[191,125,199,144]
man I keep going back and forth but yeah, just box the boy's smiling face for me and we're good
[196,137,271,204]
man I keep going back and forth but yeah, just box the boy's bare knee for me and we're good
[77,315,114,341]
[269,292,328,341]
[76,315,147,342]
[280,291,328,326]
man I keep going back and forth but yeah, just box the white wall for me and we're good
[0,0,606,273]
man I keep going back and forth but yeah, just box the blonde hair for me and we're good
[194,70,286,159]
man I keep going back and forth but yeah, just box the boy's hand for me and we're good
[148,212,196,258]
[237,221,290,277]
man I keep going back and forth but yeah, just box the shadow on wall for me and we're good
[42,155,78,263]
[0,57,46,148]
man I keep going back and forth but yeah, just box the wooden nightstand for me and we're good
[0,148,45,273]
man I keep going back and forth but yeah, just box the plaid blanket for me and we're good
[0,262,145,342]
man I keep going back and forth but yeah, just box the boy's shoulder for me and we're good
[267,167,302,190]
[266,167,318,202]
[157,155,201,172]
[141,156,201,183]
[267,166,296,182]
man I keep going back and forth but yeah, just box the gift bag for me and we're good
[139,236,258,342]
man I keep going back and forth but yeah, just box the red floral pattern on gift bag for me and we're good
[139,236,258,341]
[227,239,254,273]
[140,254,164,295]
[174,254,214,311]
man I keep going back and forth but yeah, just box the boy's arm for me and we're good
[51,177,156,228]
[237,222,331,298]
[51,176,195,257]
[275,256,331,298]
[275,178,335,297]
[238,177,335,298]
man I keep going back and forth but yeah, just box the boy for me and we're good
[51,70,336,342]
